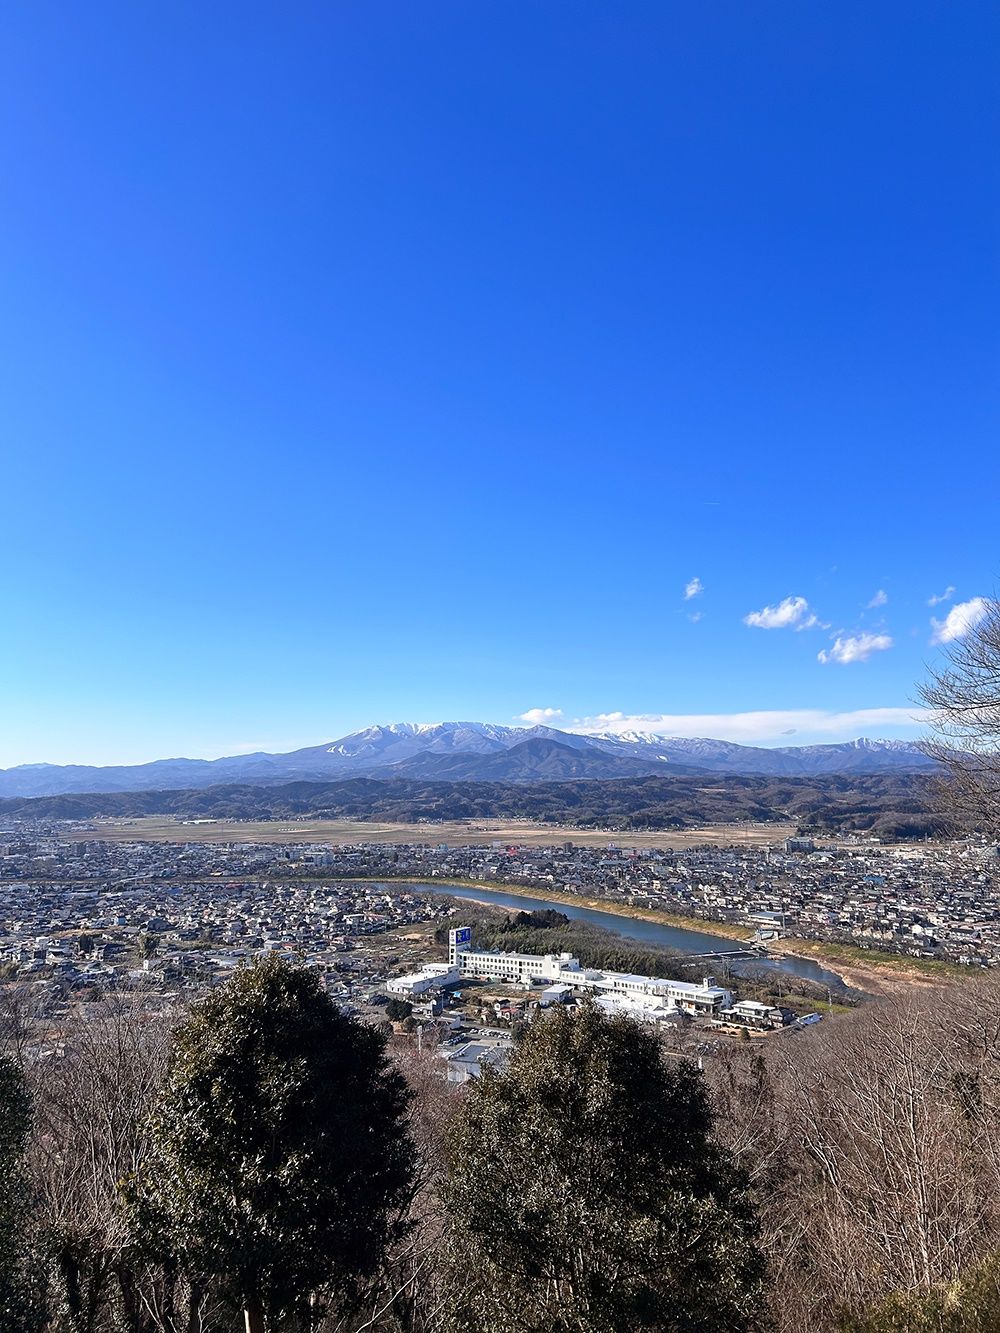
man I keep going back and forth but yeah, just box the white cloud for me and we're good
[866,589,888,609]
[931,596,990,645]
[517,707,564,725]
[688,610,703,623]
[743,595,822,631]
[570,707,927,744]
[817,633,893,665]
[684,576,703,600]
[928,585,956,607]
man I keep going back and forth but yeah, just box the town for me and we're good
[0,821,996,1010]
[3,823,999,956]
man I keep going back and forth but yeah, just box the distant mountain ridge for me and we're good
[0,721,935,798]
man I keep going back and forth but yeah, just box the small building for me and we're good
[716,999,783,1030]
[593,993,682,1027]
[387,963,460,997]
[439,1037,512,1084]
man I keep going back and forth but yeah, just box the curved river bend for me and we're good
[396,882,846,990]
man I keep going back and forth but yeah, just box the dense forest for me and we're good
[0,771,949,839]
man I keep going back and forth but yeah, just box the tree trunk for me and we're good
[187,1277,207,1333]
[115,1263,147,1333]
[244,1294,265,1333]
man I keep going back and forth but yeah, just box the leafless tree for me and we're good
[920,596,1000,838]
[25,994,183,1333]
[754,980,1000,1331]
[0,980,52,1062]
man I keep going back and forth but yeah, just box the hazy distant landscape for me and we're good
[2,769,945,840]
[0,722,947,841]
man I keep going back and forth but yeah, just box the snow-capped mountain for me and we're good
[0,722,935,799]
[320,721,535,762]
[591,734,936,777]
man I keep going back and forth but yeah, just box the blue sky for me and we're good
[1,2,997,767]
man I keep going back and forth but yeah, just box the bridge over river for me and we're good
[686,947,768,962]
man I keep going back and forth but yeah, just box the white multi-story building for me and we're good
[386,962,461,997]
[447,929,732,1016]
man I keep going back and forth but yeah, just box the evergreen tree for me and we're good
[141,956,414,1333]
[441,1004,766,1333]
[385,997,414,1022]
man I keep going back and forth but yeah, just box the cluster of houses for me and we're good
[260,833,999,965]
[0,849,447,1032]
[4,824,998,969]
[2,820,997,1067]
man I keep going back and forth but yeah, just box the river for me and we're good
[397,882,847,990]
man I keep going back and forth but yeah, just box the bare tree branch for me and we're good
[919,596,1000,838]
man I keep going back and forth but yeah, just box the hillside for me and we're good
[0,771,946,839]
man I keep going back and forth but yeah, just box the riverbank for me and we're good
[337,874,754,940]
[338,874,971,995]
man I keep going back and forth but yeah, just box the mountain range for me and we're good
[0,722,936,799]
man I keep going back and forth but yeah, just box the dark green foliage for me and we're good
[506,908,572,929]
[141,956,415,1327]
[0,1057,46,1333]
[384,997,413,1022]
[441,1005,767,1333]
[0,1054,29,1152]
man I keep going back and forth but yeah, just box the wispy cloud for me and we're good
[517,707,564,725]
[931,596,989,645]
[744,595,822,631]
[866,589,888,609]
[928,585,956,607]
[683,576,703,600]
[688,610,703,623]
[570,707,926,744]
[817,632,893,665]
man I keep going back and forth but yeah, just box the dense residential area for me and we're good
[2,823,999,1005]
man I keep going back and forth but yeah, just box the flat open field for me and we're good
[67,816,796,850]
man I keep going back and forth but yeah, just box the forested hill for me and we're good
[0,772,947,838]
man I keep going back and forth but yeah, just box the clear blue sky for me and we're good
[1,2,997,766]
